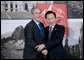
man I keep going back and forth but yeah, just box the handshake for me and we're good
[35,44,48,56]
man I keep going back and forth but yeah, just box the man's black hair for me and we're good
[45,11,56,19]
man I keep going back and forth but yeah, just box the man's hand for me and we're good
[35,44,45,52]
[42,49,48,56]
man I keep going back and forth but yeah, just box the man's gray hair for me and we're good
[31,7,41,14]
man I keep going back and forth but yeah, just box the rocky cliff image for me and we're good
[1,25,25,59]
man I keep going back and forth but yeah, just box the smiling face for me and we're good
[32,8,41,22]
[46,13,56,26]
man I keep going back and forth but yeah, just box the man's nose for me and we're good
[37,14,40,16]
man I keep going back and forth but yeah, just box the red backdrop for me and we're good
[36,4,68,37]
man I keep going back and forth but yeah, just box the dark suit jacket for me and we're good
[44,24,69,59]
[23,19,45,59]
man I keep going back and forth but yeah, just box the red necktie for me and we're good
[48,26,52,40]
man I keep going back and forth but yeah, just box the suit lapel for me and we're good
[46,26,49,42]
[31,20,44,43]
[50,24,58,40]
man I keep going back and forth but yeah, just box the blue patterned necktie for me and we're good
[38,23,44,39]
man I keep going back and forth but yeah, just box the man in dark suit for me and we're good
[23,7,48,59]
[36,11,70,59]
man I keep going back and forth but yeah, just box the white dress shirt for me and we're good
[32,19,40,29]
[49,24,56,31]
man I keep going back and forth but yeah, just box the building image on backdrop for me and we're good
[1,1,83,59]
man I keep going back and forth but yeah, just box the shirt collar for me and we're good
[49,23,56,31]
[32,19,40,25]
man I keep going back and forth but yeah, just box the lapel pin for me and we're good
[55,28,57,30]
